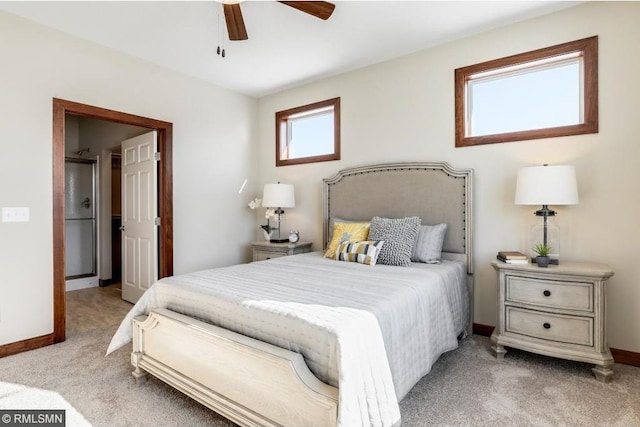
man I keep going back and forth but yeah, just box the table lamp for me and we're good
[515,164,579,264]
[262,182,295,243]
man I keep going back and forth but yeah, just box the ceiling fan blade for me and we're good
[223,3,248,41]
[278,1,335,20]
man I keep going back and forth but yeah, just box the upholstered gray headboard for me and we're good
[322,162,473,274]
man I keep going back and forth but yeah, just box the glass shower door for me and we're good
[65,159,96,279]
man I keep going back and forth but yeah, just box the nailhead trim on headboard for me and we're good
[322,162,473,275]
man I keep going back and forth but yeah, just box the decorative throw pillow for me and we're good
[324,222,371,259]
[335,240,385,266]
[327,217,361,243]
[411,223,448,263]
[368,216,421,266]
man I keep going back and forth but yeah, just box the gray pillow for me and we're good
[369,216,421,266]
[411,223,448,263]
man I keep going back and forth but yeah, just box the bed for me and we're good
[107,161,474,427]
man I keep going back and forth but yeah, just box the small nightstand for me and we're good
[251,241,312,262]
[490,260,615,382]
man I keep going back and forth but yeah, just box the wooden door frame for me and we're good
[0,98,173,358]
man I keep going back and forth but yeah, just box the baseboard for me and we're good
[0,333,54,358]
[611,348,640,367]
[472,323,640,367]
[99,278,116,287]
[66,276,99,292]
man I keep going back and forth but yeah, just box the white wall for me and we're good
[256,2,640,352]
[0,11,258,346]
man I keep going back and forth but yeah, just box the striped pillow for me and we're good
[335,241,385,266]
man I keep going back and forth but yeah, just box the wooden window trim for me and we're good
[455,36,598,148]
[276,97,340,167]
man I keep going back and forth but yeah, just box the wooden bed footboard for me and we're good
[132,308,338,427]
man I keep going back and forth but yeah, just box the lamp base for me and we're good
[269,238,290,244]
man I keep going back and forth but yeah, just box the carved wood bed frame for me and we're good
[131,161,474,427]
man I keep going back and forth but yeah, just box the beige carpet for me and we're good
[0,287,639,426]
[402,338,640,426]
[0,381,91,427]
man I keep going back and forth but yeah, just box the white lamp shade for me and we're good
[262,183,295,208]
[515,165,579,205]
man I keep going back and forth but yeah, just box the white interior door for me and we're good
[121,131,158,303]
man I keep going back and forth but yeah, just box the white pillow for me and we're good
[411,223,448,263]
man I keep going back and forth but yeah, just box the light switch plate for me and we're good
[2,207,30,222]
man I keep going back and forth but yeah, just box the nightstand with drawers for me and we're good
[251,241,312,262]
[490,260,615,382]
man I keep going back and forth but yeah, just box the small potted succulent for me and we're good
[533,243,552,267]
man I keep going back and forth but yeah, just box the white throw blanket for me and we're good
[245,301,400,427]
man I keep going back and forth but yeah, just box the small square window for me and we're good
[276,97,340,166]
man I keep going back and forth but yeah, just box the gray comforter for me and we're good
[108,252,468,426]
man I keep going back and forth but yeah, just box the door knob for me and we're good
[119,225,125,231]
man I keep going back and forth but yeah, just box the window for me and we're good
[276,97,340,166]
[455,36,598,147]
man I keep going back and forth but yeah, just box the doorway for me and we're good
[52,98,173,344]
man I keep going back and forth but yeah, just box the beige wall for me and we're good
[0,11,258,345]
[256,2,640,352]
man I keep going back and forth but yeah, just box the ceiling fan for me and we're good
[222,1,336,41]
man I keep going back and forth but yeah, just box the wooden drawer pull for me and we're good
[543,290,551,297]
[543,322,551,329]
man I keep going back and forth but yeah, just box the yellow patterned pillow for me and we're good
[324,222,370,259]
